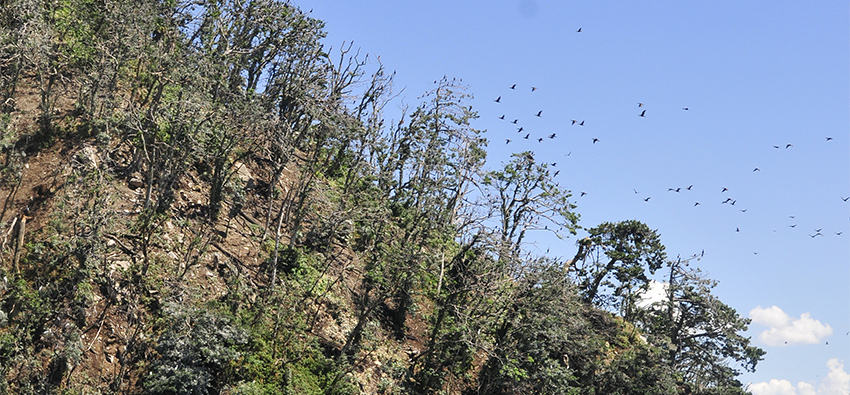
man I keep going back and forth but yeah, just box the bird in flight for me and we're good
[772,145,780,149]
[579,120,585,126]
[498,115,505,120]
[511,119,518,124]
[668,188,681,192]
[810,232,823,238]
[687,185,693,190]
[682,107,689,110]
[644,197,651,202]
[694,202,701,206]
[517,127,524,132]
[639,110,646,117]
[721,187,729,193]
[826,137,833,141]
[524,133,530,139]
[571,120,577,125]
[538,137,544,142]
[753,167,760,172]
[494,96,501,103]
[505,139,511,144]
[536,110,543,117]
[592,138,599,144]
[842,197,849,202]
[580,192,587,197]
[786,144,793,148]
[549,133,557,139]
[510,84,516,89]
[638,102,643,107]
[531,86,537,92]
[576,27,582,32]
[634,189,639,194]
[740,209,748,212]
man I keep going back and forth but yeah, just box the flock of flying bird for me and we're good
[488,82,847,251]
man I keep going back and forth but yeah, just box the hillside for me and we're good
[0,1,763,394]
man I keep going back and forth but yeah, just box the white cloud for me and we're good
[636,280,668,309]
[820,359,850,395]
[749,306,832,346]
[749,379,798,395]
[749,359,849,395]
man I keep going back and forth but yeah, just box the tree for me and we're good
[481,151,579,263]
[571,220,666,316]
[638,257,765,393]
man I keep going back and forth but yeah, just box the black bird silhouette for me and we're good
[498,115,505,120]
[580,192,587,197]
[810,232,823,238]
[538,138,544,142]
[524,133,529,139]
[554,170,560,176]
[536,110,543,117]
[510,84,516,89]
[494,96,501,103]
[634,189,639,194]
[571,120,577,125]
[753,168,760,172]
[682,107,689,110]
[687,185,693,190]
[722,198,733,204]
[592,138,599,144]
[722,187,729,193]
[579,120,585,126]
[638,102,643,107]
[548,133,557,139]
[836,232,843,236]
[789,224,797,228]
[815,228,823,232]
[842,197,849,202]
[531,86,537,92]
[517,127,524,132]
[736,228,740,232]
[505,139,511,144]
[511,119,518,124]
[740,209,748,212]
[576,27,582,32]
[644,197,651,202]
[668,188,681,192]
[639,110,646,117]
[694,202,700,206]
[826,137,833,141]
[773,145,780,149]
[550,162,557,166]
[786,144,793,148]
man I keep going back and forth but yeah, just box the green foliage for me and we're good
[145,303,248,395]
[574,220,667,313]
[0,0,763,393]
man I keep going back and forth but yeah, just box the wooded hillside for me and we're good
[0,0,764,393]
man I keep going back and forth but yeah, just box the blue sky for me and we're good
[309,1,849,391]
